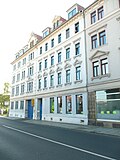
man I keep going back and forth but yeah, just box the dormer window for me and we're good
[43,30,49,38]
[30,40,34,48]
[67,4,84,20]
[42,27,51,38]
[68,8,76,19]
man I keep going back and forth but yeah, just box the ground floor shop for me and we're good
[9,92,88,125]
[88,87,120,128]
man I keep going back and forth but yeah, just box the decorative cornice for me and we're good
[89,50,110,61]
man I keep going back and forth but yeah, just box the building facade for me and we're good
[85,0,120,127]
[9,4,88,125]
[9,0,120,127]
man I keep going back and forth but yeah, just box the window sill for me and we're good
[49,86,55,89]
[64,82,72,86]
[64,58,71,63]
[91,73,110,81]
[43,87,48,90]
[56,62,62,66]
[74,80,83,84]
[56,84,63,88]
[73,54,81,59]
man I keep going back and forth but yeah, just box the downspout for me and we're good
[83,11,90,125]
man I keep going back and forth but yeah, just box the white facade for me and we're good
[9,0,120,126]
[85,0,120,126]
[9,4,88,125]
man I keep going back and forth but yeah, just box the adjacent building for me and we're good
[9,0,120,127]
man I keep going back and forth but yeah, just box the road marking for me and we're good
[3,125,117,160]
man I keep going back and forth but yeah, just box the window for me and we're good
[27,82,33,92]
[45,59,47,69]
[11,102,14,109]
[18,61,21,68]
[16,85,19,96]
[58,52,61,63]
[98,6,104,20]
[101,58,108,75]
[44,77,47,88]
[13,64,16,71]
[58,34,61,43]
[76,66,81,80]
[75,22,79,33]
[50,75,54,87]
[51,56,54,66]
[66,95,72,114]
[96,88,120,120]
[91,11,96,24]
[23,58,26,65]
[76,95,83,114]
[39,62,42,71]
[20,101,24,109]
[30,40,34,48]
[93,61,99,77]
[17,73,20,82]
[21,84,25,94]
[99,30,106,46]
[43,30,49,37]
[40,47,42,54]
[12,87,15,96]
[38,79,41,89]
[66,48,70,59]
[66,69,70,83]
[66,28,70,39]
[28,66,34,76]
[75,43,80,55]
[50,97,54,113]
[15,101,18,109]
[51,39,54,48]
[91,34,97,49]
[68,8,76,19]
[58,72,61,85]
[22,70,25,79]
[45,43,48,51]
[12,76,15,84]
[29,52,34,61]
[57,96,62,113]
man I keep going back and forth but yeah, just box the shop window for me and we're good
[20,101,24,109]
[57,96,62,113]
[96,88,120,120]
[66,95,72,114]
[50,97,54,113]
[11,102,14,109]
[76,95,83,114]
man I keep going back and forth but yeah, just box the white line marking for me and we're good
[3,125,117,160]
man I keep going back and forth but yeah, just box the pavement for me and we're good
[2,116,120,138]
[23,119,120,138]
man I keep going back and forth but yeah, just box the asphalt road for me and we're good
[0,117,120,160]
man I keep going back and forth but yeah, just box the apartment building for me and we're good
[85,0,120,127]
[9,0,120,127]
[9,4,88,125]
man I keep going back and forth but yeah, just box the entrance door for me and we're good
[40,99,42,120]
[28,100,33,119]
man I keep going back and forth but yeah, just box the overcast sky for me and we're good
[0,0,95,93]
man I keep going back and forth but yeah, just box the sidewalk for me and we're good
[23,119,120,138]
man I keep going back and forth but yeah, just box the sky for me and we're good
[0,0,95,93]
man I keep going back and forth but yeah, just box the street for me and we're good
[0,117,120,160]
